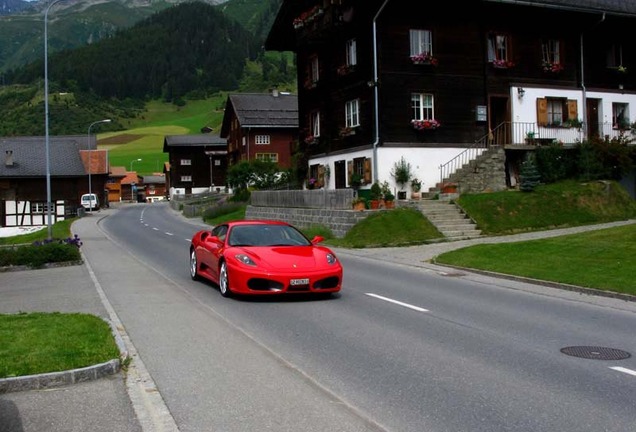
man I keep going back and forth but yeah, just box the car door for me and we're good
[202,224,227,281]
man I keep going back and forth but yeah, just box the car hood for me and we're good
[239,246,326,270]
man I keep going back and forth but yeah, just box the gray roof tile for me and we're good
[0,136,87,177]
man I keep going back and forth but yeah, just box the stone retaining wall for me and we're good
[245,206,370,238]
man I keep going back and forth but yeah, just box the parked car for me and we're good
[80,193,99,210]
[189,220,342,298]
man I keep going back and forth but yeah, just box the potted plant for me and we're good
[383,191,395,209]
[390,157,412,199]
[369,181,382,209]
[410,178,422,199]
[350,172,362,190]
[351,196,366,211]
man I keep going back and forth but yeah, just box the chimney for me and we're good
[5,150,14,167]
[272,87,279,97]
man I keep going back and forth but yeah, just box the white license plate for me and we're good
[290,278,309,286]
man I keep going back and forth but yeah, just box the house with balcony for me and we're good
[266,0,636,195]
[220,90,298,169]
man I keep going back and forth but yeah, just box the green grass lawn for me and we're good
[434,224,636,295]
[0,218,75,246]
[0,312,120,378]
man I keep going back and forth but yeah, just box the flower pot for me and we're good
[441,183,458,193]
[384,200,395,209]
[353,202,366,211]
[370,200,380,209]
[411,192,421,200]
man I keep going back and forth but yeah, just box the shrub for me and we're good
[0,240,81,268]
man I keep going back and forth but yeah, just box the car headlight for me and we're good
[235,254,256,266]
[326,253,337,265]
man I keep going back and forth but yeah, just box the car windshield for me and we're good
[228,224,311,247]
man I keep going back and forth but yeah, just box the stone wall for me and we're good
[245,206,370,238]
[449,146,507,193]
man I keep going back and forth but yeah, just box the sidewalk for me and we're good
[0,211,143,432]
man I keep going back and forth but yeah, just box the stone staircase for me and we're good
[407,199,482,241]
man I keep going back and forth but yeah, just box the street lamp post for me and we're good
[130,159,142,203]
[87,119,111,213]
[44,0,66,240]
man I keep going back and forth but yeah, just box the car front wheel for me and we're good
[190,249,199,281]
[219,261,232,298]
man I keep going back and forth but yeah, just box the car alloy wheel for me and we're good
[190,249,199,280]
[219,261,232,298]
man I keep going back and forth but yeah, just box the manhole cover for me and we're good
[560,346,631,360]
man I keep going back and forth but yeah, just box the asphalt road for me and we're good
[96,203,636,432]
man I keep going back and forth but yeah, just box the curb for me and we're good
[0,317,128,394]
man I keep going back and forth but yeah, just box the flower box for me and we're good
[542,61,563,73]
[492,59,515,69]
[339,127,356,137]
[410,53,438,66]
[411,119,440,130]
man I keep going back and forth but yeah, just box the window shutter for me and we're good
[318,164,325,185]
[347,160,353,183]
[567,100,578,120]
[363,158,372,183]
[537,98,548,126]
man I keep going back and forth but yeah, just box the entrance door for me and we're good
[586,98,600,138]
[489,96,510,145]
[334,160,346,189]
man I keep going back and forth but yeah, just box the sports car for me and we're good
[189,220,343,297]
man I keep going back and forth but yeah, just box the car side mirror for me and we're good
[310,235,324,244]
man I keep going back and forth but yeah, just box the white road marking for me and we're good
[152,227,159,231]
[610,366,636,377]
[365,293,429,312]
[165,232,174,236]
[144,224,149,227]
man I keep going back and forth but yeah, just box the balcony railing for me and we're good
[439,121,635,185]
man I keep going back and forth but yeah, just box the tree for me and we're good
[519,155,541,192]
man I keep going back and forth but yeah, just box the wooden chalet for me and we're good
[163,134,228,197]
[220,90,299,169]
[140,174,167,202]
[0,135,108,226]
[266,0,636,194]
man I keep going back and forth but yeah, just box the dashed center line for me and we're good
[365,293,429,312]
[152,227,159,231]
[165,232,174,236]
[610,366,636,377]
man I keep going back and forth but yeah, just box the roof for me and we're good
[163,133,227,152]
[121,172,140,185]
[140,175,165,184]
[0,136,89,178]
[109,166,128,177]
[79,149,109,175]
[220,92,298,137]
[266,0,636,50]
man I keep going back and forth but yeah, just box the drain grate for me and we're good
[560,346,631,360]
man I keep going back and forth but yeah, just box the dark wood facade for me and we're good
[267,0,636,191]
[163,134,228,196]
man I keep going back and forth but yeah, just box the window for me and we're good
[541,39,561,69]
[612,103,630,129]
[310,111,320,137]
[607,44,624,69]
[180,159,191,166]
[346,39,357,66]
[32,202,49,214]
[547,99,564,126]
[487,33,512,66]
[256,153,278,162]
[353,157,365,180]
[255,135,270,145]
[411,93,435,121]
[214,160,221,166]
[537,98,578,127]
[180,175,192,182]
[345,99,360,128]
[410,29,432,57]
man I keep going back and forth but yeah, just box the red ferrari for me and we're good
[189,220,343,297]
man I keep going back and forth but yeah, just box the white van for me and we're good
[81,193,99,210]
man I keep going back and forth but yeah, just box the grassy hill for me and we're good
[99,94,227,175]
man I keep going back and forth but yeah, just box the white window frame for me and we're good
[310,111,321,137]
[255,135,270,145]
[542,39,561,64]
[180,159,191,166]
[612,102,630,129]
[411,93,434,121]
[409,29,432,56]
[346,39,357,66]
[256,153,279,163]
[345,99,360,128]
[487,33,509,62]
[180,175,192,182]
